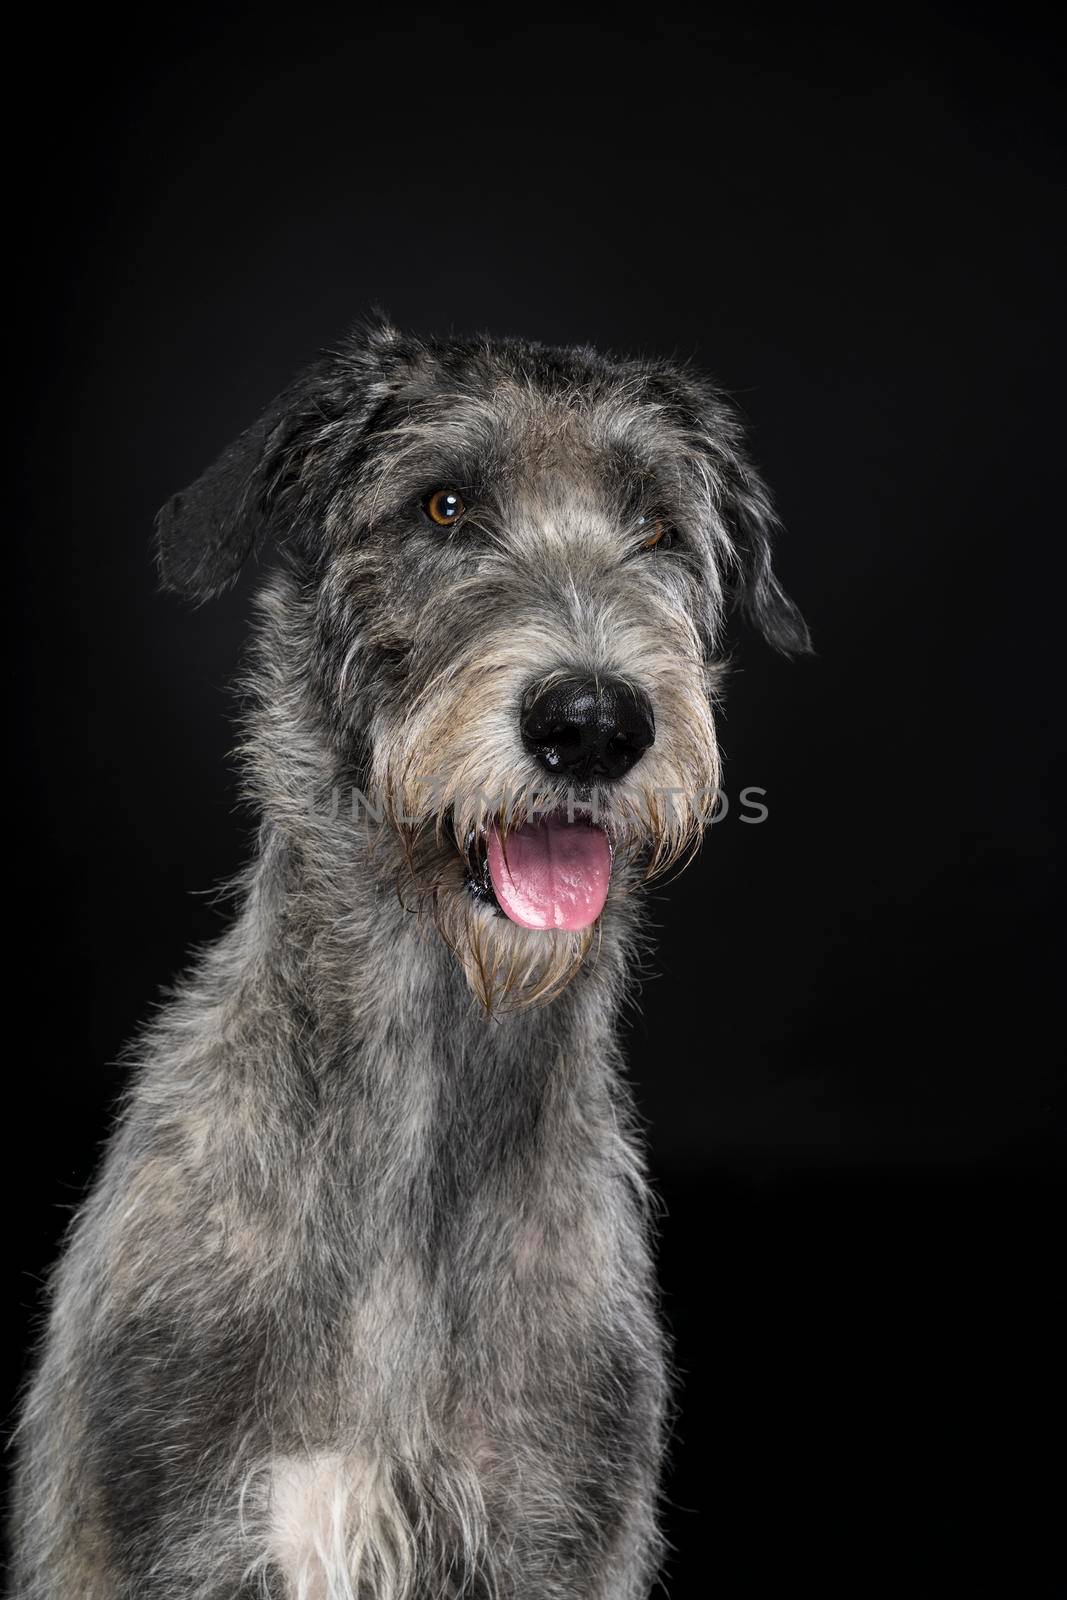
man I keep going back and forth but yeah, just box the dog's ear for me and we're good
[155,400,294,601]
[669,369,812,656]
[156,313,403,601]
[722,463,812,657]
[728,490,813,658]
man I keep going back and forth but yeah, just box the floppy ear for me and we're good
[669,368,812,656]
[723,465,812,657]
[155,312,404,602]
[154,398,294,602]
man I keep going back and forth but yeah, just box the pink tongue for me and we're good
[487,817,612,931]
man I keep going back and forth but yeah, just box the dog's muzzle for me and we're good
[461,675,653,932]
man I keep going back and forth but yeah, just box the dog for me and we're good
[10,317,809,1598]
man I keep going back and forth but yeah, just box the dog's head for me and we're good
[158,318,809,1007]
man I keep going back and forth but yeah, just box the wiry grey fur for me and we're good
[9,319,808,1598]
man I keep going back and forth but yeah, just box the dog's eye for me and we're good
[425,489,466,527]
[638,516,674,551]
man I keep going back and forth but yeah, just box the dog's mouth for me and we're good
[463,813,613,931]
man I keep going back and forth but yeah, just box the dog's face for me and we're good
[158,320,808,1006]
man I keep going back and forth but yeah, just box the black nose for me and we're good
[521,676,655,782]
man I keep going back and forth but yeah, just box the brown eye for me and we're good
[425,488,466,527]
[639,516,672,550]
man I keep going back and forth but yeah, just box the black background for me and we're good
[10,9,1064,1593]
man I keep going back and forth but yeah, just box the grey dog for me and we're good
[10,318,808,1598]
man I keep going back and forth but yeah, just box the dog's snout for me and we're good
[521,676,655,782]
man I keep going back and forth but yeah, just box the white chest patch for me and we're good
[265,1451,413,1600]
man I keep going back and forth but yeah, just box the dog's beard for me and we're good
[382,773,718,1013]
[371,645,720,1009]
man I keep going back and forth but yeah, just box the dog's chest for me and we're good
[266,1451,396,1600]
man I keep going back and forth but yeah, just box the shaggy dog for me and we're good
[11,319,808,1598]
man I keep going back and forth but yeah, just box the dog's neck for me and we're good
[226,590,641,1085]
[244,812,632,1071]
[186,813,639,1217]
